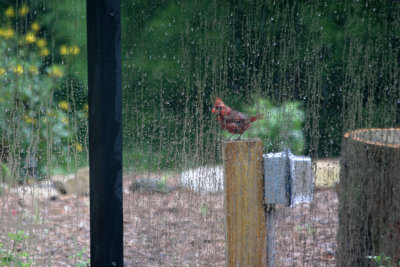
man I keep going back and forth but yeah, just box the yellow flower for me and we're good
[69,45,80,55]
[13,65,24,75]
[0,28,15,39]
[5,28,14,39]
[61,117,69,125]
[36,39,46,47]
[83,104,89,112]
[24,115,36,125]
[48,65,63,78]
[0,68,6,76]
[39,48,49,56]
[73,142,83,152]
[29,66,38,75]
[25,32,36,43]
[58,101,69,111]
[31,22,40,32]
[46,110,55,117]
[5,6,15,17]
[18,5,29,16]
[60,45,69,55]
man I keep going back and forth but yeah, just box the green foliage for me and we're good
[0,230,32,266]
[229,98,305,154]
[156,175,169,193]
[123,145,178,172]
[122,0,400,162]
[68,247,90,267]
[366,254,397,267]
[40,1,87,83]
[122,0,228,169]
[0,3,86,178]
[199,203,209,217]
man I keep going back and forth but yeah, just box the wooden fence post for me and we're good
[223,138,266,267]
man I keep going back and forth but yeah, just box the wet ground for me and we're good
[0,174,337,266]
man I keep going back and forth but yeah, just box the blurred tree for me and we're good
[122,0,400,164]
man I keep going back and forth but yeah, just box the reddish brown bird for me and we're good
[211,97,261,139]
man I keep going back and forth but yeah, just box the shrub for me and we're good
[0,4,85,181]
[231,97,305,155]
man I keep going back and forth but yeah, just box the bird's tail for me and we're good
[250,114,262,123]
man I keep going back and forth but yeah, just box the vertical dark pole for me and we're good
[87,0,123,266]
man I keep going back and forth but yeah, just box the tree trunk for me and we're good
[337,128,400,266]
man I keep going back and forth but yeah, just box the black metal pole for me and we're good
[87,0,123,266]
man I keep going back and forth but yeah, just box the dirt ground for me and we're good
[0,174,337,266]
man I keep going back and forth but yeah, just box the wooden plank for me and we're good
[223,139,266,267]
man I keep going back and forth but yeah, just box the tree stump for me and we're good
[223,139,266,267]
[337,128,400,266]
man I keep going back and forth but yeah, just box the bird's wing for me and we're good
[223,110,249,124]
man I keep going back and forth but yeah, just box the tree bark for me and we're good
[337,128,400,266]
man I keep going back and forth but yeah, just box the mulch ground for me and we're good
[0,174,338,266]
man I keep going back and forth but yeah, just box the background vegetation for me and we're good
[122,0,400,170]
[0,1,86,180]
[0,0,399,174]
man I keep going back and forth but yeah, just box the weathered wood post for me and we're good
[223,138,266,267]
[337,128,400,266]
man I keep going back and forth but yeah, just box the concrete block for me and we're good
[263,151,314,206]
[289,155,314,206]
[263,152,290,205]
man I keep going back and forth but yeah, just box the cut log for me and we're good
[337,128,400,266]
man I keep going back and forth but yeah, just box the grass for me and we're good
[123,145,179,173]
